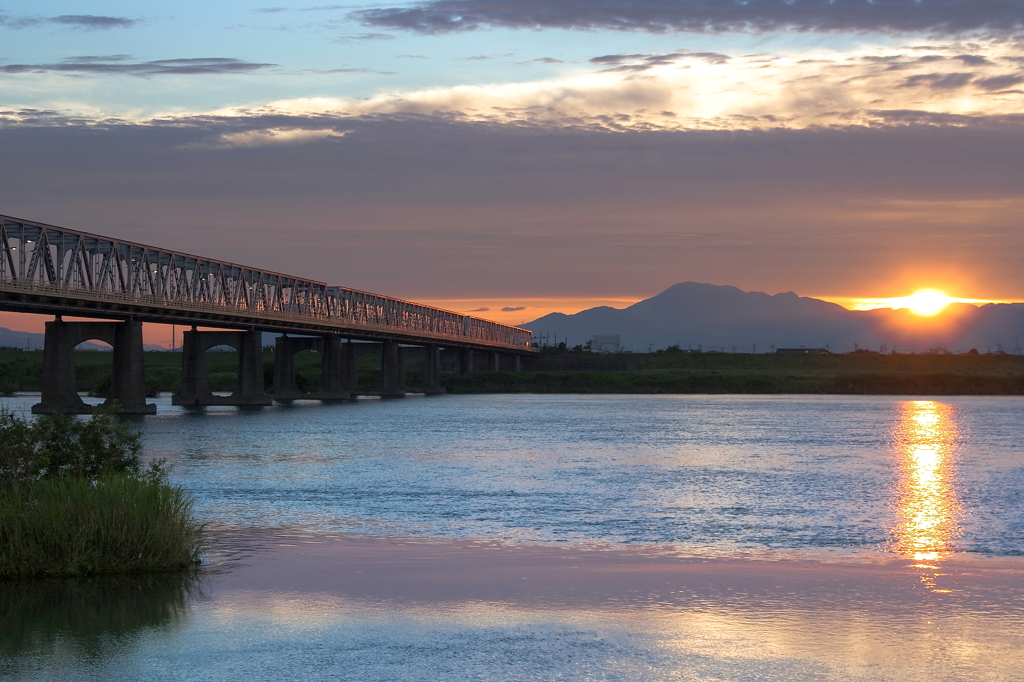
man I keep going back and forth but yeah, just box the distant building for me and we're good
[588,335,621,353]
[775,348,830,355]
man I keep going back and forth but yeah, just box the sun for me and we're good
[904,289,952,316]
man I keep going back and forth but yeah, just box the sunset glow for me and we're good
[903,290,952,316]
[827,292,1009,315]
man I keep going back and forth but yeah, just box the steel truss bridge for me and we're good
[0,214,532,351]
[0,213,534,414]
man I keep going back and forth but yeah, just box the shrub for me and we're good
[0,407,151,486]
[0,408,204,579]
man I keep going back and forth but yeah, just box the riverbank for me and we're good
[4,346,1024,396]
[443,370,1024,394]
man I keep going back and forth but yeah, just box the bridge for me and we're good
[0,214,535,413]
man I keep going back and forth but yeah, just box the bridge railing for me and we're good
[0,216,532,350]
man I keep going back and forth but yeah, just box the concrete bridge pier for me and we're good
[272,335,350,402]
[33,318,156,415]
[317,335,349,402]
[514,354,522,372]
[272,334,309,400]
[459,348,473,375]
[381,340,405,398]
[342,341,359,393]
[488,352,501,372]
[173,328,272,407]
[424,344,443,394]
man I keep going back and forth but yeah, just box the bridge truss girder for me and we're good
[0,215,533,353]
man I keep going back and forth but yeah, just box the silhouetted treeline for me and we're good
[3,346,1024,397]
[446,371,1024,395]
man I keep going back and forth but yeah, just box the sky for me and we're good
[2,0,1024,335]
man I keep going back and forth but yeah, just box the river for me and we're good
[3,394,1024,680]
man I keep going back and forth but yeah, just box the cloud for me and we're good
[352,0,1024,36]
[198,38,1024,132]
[976,73,1024,89]
[0,13,136,30]
[1,57,275,77]
[2,116,1024,302]
[955,54,993,65]
[199,127,350,148]
[501,306,526,311]
[590,51,729,72]
[468,307,491,311]
[1,33,1021,135]
[49,15,136,29]
[334,33,396,41]
[520,57,564,64]
[899,71,977,88]
[312,67,397,74]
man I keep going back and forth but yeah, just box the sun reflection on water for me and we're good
[891,400,962,589]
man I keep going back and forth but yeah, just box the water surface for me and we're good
[3,394,1023,680]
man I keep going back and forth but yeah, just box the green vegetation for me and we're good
[0,409,204,579]
[444,369,1024,395]
[447,348,1024,395]
[0,346,396,396]
[3,345,1024,397]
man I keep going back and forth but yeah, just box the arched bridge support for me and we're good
[398,344,444,395]
[33,318,155,415]
[172,329,272,407]
[272,334,350,402]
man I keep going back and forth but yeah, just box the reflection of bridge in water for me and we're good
[0,214,534,414]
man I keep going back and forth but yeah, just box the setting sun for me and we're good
[903,290,952,316]
[829,290,1005,315]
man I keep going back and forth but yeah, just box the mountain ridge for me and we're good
[524,282,1024,353]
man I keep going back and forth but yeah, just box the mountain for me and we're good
[0,326,46,350]
[524,282,1024,353]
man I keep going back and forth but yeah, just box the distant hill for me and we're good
[524,282,1024,353]
[0,326,45,351]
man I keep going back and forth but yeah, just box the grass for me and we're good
[0,475,204,579]
[0,408,205,579]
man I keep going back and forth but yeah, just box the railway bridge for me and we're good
[0,214,535,414]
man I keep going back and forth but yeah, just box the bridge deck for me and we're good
[0,215,533,352]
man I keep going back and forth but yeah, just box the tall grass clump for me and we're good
[0,408,204,579]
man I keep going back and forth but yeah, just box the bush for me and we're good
[0,408,204,579]
[0,407,150,486]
